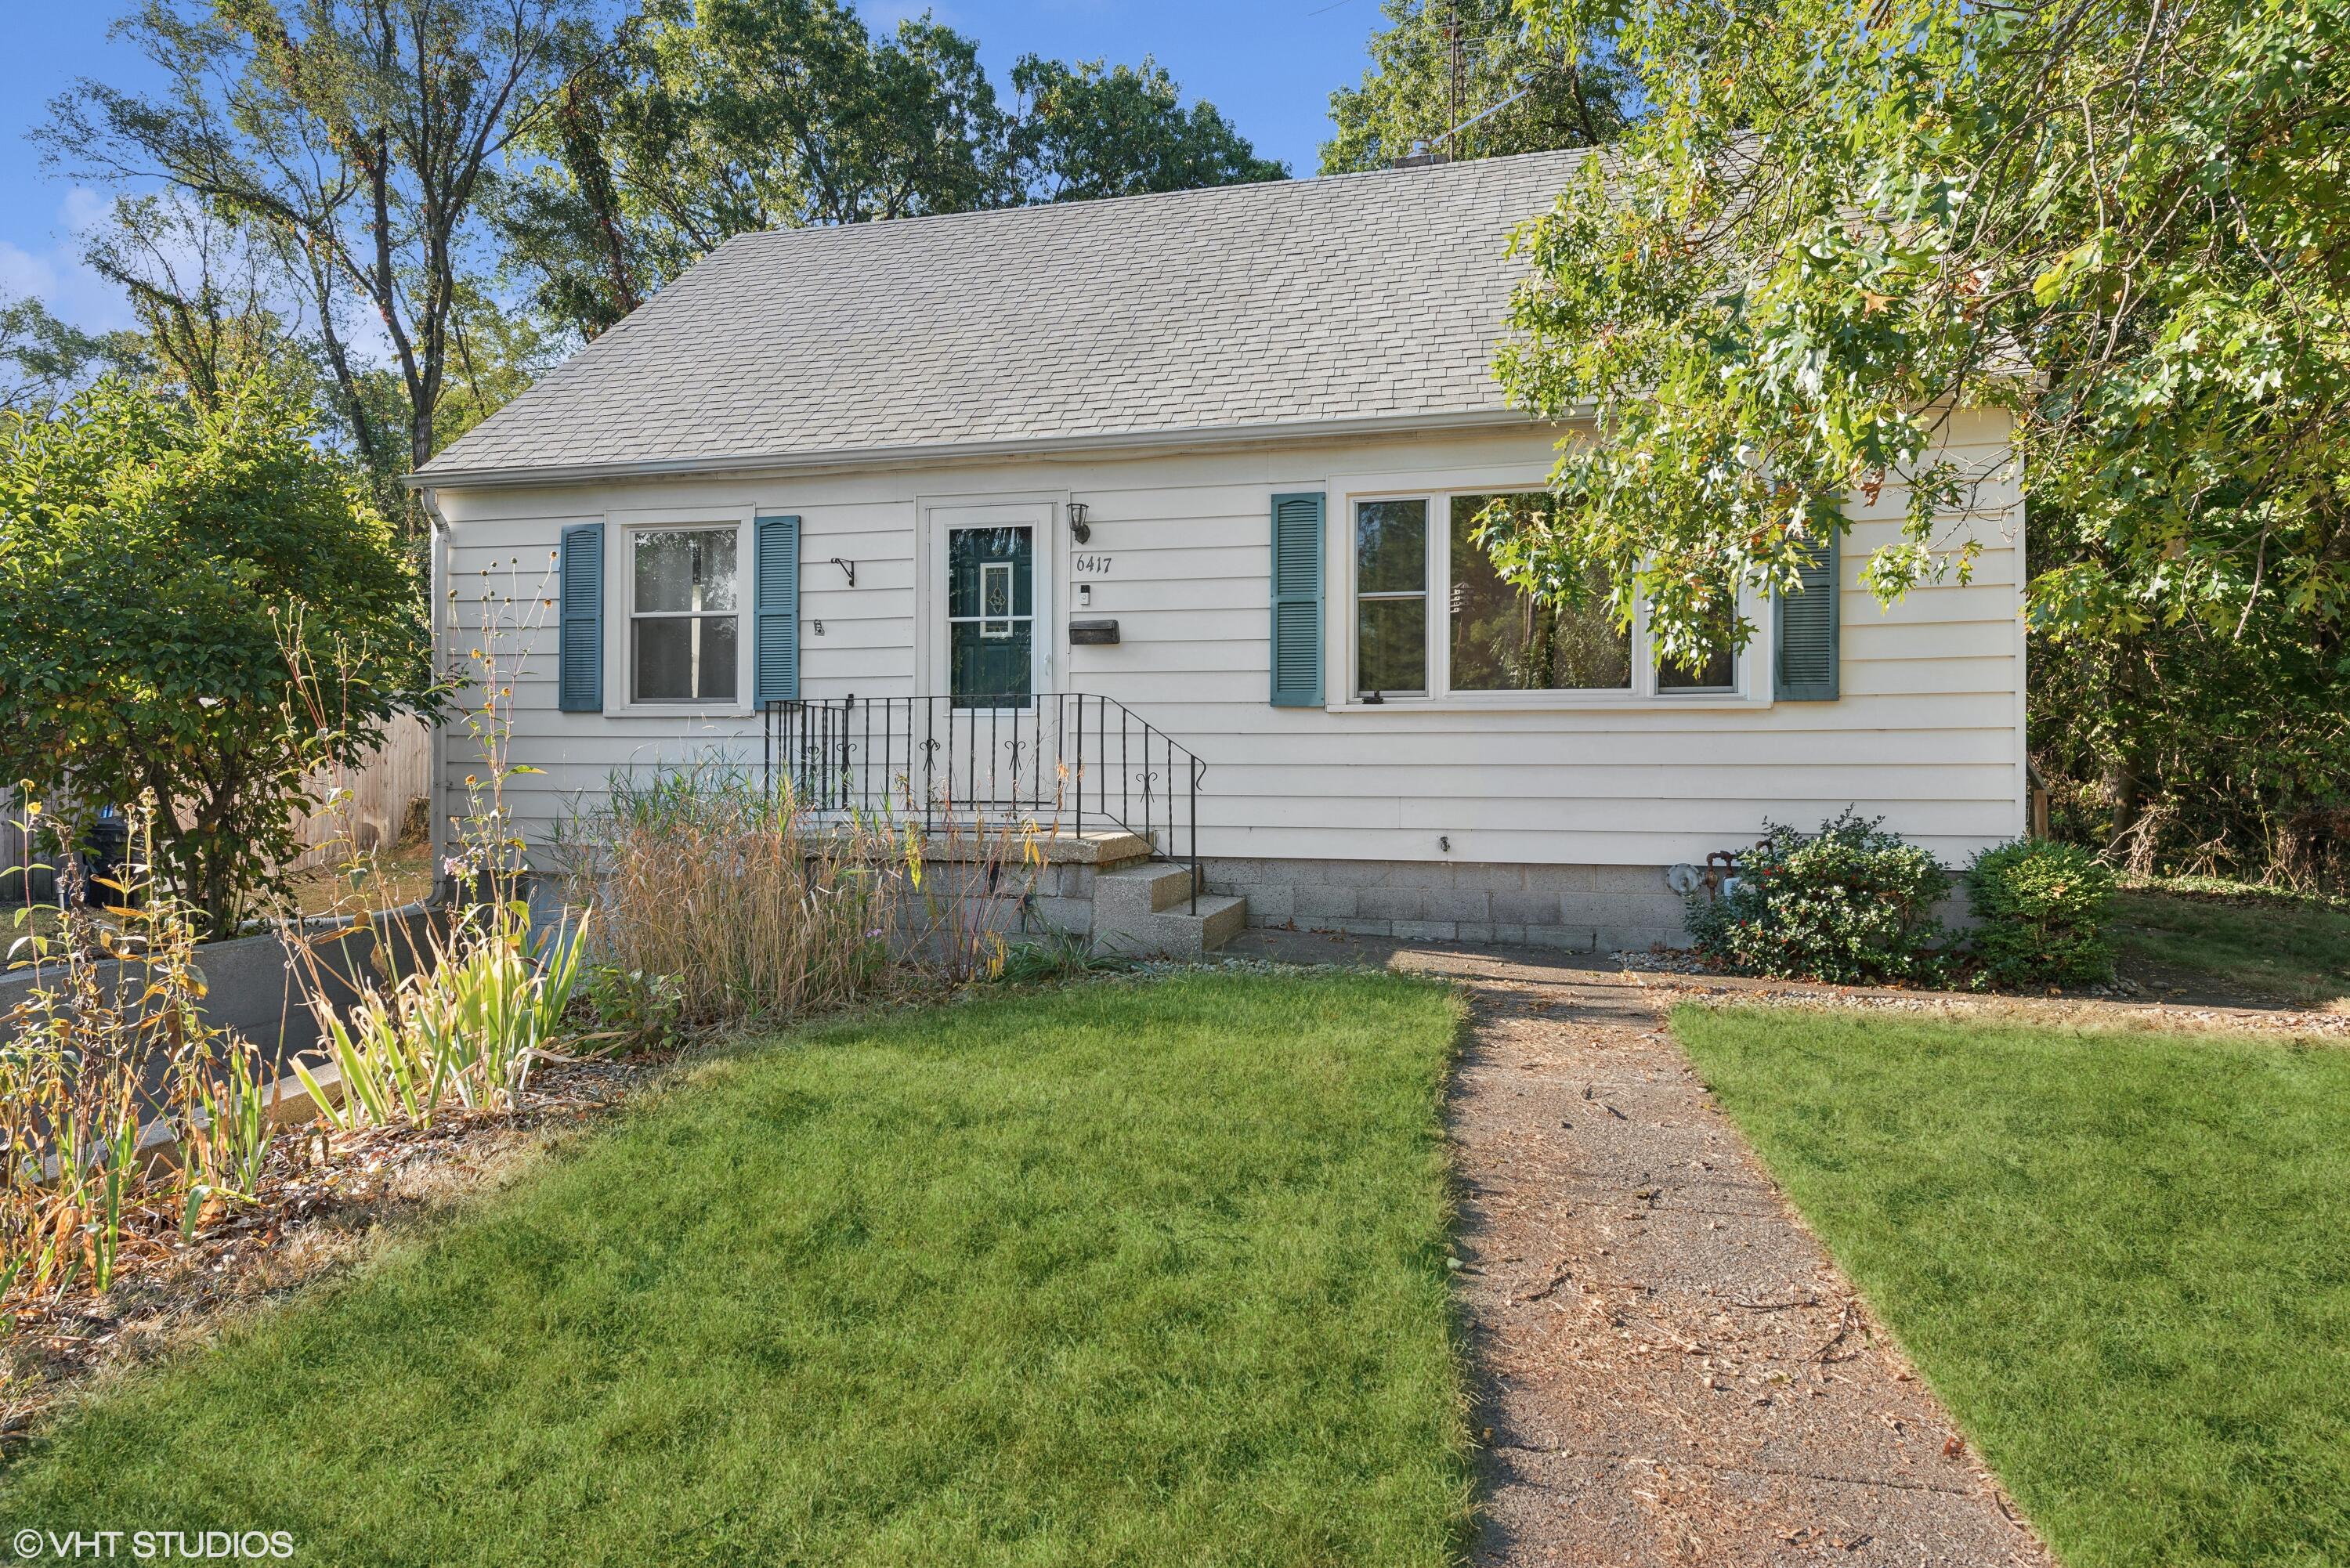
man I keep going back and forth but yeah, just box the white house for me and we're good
[413,148,2026,955]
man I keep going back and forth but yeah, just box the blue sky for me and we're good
[0,2,1388,335]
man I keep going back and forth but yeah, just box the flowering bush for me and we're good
[1965,840,2117,989]
[1686,811,1950,984]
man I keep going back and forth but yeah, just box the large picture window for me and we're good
[631,527,739,703]
[1346,488,1745,704]
[1447,493,1630,692]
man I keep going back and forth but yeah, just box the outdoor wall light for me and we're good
[1068,502,1091,544]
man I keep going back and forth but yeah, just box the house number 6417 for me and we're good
[1073,555,1114,575]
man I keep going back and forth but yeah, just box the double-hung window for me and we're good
[1354,500,1430,697]
[631,527,739,703]
[1654,570,1737,692]
[1347,488,1742,703]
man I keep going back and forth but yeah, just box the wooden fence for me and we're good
[1,716,432,900]
[289,713,435,869]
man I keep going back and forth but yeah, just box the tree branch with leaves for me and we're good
[1491,0,2348,750]
[42,0,601,512]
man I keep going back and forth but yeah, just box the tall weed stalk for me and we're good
[284,554,582,1129]
[0,796,278,1299]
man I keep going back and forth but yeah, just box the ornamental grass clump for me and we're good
[554,768,902,1029]
[1965,840,2117,989]
[553,764,1049,1030]
[1686,811,1950,984]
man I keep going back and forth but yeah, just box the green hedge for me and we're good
[1965,839,2117,988]
[1685,811,1950,984]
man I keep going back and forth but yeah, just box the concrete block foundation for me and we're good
[1200,857,1692,954]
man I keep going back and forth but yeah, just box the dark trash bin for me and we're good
[78,807,132,906]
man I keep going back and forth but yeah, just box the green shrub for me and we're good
[577,963,687,1053]
[0,374,428,934]
[1686,811,1950,983]
[1965,839,2117,988]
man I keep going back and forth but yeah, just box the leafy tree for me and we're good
[43,0,602,497]
[1488,0,2350,858]
[0,295,148,414]
[2028,586,2349,881]
[434,276,566,450]
[1321,0,1628,173]
[74,193,457,522]
[499,0,1014,338]
[82,195,295,410]
[0,374,428,933]
[1010,56,1285,202]
[500,1,1285,341]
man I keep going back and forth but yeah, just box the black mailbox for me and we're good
[1068,619,1121,645]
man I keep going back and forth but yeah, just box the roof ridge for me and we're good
[721,145,1603,250]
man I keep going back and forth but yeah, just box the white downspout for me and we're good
[416,486,454,903]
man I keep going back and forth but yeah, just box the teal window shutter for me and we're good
[1269,492,1325,707]
[754,513,801,705]
[557,522,604,714]
[1773,528,1840,701]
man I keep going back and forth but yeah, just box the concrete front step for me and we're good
[1094,892,1250,959]
[1033,829,1154,867]
[1093,861,1199,921]
[1017,852,1245,958]
[852,826,1151,867]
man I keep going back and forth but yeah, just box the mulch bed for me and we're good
[0,1053,667,1449]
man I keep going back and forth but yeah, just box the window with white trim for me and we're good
[1354,499,1430,697]
[1654,565,1737,692]
[630,527,739,703]
[1347,490,1740,703]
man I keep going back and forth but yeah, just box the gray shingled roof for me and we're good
[418,148,1599,482]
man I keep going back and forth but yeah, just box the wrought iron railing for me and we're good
[760,694,1206,912]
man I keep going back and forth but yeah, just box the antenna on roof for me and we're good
[1429,82,1535,147]
[1446,0,1465,149]
[1391,2,1495,168]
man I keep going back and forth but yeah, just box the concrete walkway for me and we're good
[1228,931,2055,1566]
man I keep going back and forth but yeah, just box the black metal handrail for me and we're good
[760,693,1206,913]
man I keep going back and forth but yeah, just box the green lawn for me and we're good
[2111,879,2350,1010]
[3,972,1473,1566]
[1675,1006,2350,1568]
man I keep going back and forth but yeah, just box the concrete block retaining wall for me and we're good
[0,905,444,1077]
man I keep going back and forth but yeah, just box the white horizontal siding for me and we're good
[428,415,2025,867]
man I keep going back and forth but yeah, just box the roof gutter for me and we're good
[404,406,1560,491]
